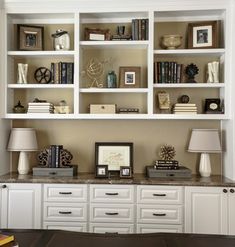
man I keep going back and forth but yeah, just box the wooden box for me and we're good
[89,104,116,114]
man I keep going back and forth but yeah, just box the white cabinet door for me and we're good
[1,183,42,229]
[228,188,235,235]
[185,186,227,234]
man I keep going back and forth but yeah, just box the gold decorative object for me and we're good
[161,34,182,49]
[159,144,176,160]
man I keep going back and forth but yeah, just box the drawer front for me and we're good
[89,223,134,234]
[137,224,183,233]
[44,184,87,202]
[44,222,87,232]
[90,204,134,223]
[137,205,182,224]
[137,185,183,204]
[90,185,134,203]
[44,202,87,222]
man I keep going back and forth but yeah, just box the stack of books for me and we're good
[0,233,15,246]
[27,102,54,114]
[131,18,149,40]
[173,103,197,115]
[154,160,179,170]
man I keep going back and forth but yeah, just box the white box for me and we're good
[89,104,116,114]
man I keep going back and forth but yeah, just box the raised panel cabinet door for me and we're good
[1,183,42,229]
[185,186,227,235]
[228,187,235,235]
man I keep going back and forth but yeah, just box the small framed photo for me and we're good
[18,24,44,51]
[84,28,111,41]
[188,21,218,49]
[119,66,141,88]
[204,98,222,114]
[95,165,108,178]
[120,166,132,178]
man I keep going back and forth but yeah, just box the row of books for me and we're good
[27,102,54,113]
[154,160,180,170]
[131,18,149,41]
[173,103,198,115]
[50,62,74,84]
[154,61,184,84]
[49,145,63,168]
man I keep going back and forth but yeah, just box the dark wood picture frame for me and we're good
[95,164,109,178]
[119,66,141,88]
[95,142,133,174]
[18,24,44,51]
[188,21,218,49]
[204,98,222,114]
[84,28,111,41]
[120,166,132,178]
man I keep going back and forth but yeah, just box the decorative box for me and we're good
[146,165,192,178]
[33,165,78,177]
[89,104,116,114]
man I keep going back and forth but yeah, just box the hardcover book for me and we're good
[0,234,14,246]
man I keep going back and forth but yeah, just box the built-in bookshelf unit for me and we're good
[3,8,230,120]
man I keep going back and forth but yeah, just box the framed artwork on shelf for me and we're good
[95,165,109,178]
[18,24,44,51]
[95,142,133,174]
[119,66,141,88]
[187,21,218,49]
[120,166,132,178]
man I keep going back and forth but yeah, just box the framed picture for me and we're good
[204,98,222,114]
[18,24,44,51]
[120,166,132,178]
[188,21,218,49]
[95,165,108,178]
[119,66,141,88]
[84,28,111,41]
[95,142,133,173]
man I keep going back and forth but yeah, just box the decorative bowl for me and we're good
[161,34,182,49]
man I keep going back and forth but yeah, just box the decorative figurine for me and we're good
[34,67,52,84]
[207,61,219,83]
[159,144,176,161]
[185,63,199,83]
[13,101,26,113]
[17,63,28,84]
[51,29,70,51]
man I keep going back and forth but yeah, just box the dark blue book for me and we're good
[61,62,67,84]
[67,63,74,84]
[55,145,63,168]
[50,145,57,168]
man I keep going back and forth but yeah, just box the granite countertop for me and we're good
[0,172,235,187]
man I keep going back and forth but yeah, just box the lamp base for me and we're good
[18,151,30,175]
[199,153,211,177]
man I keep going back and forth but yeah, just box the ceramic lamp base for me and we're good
[199,153,211,177]
[18,151,30,175]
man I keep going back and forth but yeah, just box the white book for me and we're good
[174,111,197,114]
[174,103,196,107]
[174,107,197,110]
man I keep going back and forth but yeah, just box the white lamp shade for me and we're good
[188,129,221,153]
[7,128,38,151]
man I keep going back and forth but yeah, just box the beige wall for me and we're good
[12,119,221,175]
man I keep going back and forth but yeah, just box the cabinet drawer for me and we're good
[90,185,134,203]
[43,222,87,232]
[89,223,134,234]
[90,204,134,223]
[137,224,183,233]
[137,185,183,204]
[44,184,87,202]
[137,205,182,224]
[44,202,87,222]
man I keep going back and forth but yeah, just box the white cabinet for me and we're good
[185,186,235,235]
[0,183,42,229]
[43,184,88,232]
[89,184,134,233]
[136,185,183,233]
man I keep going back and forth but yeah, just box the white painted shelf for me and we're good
[80,88,149,93]
[7,50,75,57]
[153,83,225,88]
[8,84,74,89]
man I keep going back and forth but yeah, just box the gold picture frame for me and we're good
[119,66,141,88]
[18,24,44,51]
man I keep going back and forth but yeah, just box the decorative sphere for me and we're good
[180,95,190,103]
[161,35,182,49]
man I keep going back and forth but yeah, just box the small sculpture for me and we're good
[207,61,219,83]
[159,144,176,160]
[13,101,26,113]
[86,58,105,87]
[185,63,199,83]
[51,29,70,51]
[17,63,28,84]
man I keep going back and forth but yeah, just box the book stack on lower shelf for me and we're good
[172,103,197,114]
[27,102,54,114]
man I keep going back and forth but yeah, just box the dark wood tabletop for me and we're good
[1,230,235,247]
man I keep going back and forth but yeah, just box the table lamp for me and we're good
[7,128,38,175]
[188,129,221,177]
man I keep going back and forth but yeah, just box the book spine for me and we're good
[161,62,165,83]
[154,62,157,83]
[156,160,179,165]
[67,63,74,84]
[51,63,54,83]
[154,165,179,170]
[173,62,177,83]
[141,19,146,41]
[58,62,62,84]
[61,62,67,84]
[50,145,56,168]
[131,19,135,40]
[54,63,59,84]
[145,19,149,40]
[134,19,138,40]
[55,145,63,168]
[176,63,181,83]
[138,19,141,40]
[157,62,161,83]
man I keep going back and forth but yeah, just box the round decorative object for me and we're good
[179,95,190,103]
[161,34,182,49]
[159,144,176,160]
[34,67,52,84]
[185,63,199,83]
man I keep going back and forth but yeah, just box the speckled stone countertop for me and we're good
[0,172,235,187]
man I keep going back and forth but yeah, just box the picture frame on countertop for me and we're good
[95,142,133,174]
[18,24,44,51]
[95,164,109,178]
[120,166,132,178]
[119,66,141,88]
[188,21,218,49]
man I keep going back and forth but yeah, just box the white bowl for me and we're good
[161,34,182,49]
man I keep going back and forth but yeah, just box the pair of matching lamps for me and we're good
[188,129,222,177]
[7,128,38,175]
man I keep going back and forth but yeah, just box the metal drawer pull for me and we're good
[105,232,118,234]
[153,193,166,197]
[59,211,72,214]
[105,192,119,196]
[59,192,72,195]
[153,213,166,216]
[105,212,119,216]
